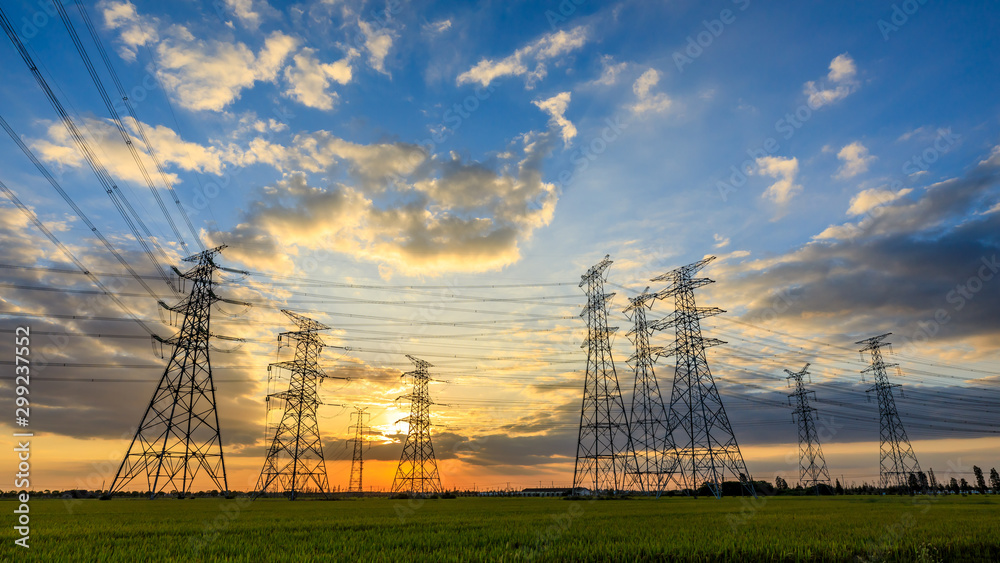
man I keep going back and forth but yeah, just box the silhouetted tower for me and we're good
[651,256,755,498]
[109,245,231,498]
[624,288,678,496]
[254,310,341,499]
[348,407,370,494]
[392,356,443,495]
[857,333,921,491]
[785,363,831,493]
[573,255,639,494]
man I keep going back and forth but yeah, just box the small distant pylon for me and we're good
[785,363,831,494]
[651,256,755,498]
[573,255,640,494]
[254,310,343,500]
[108,245,235,498]
[348,407,370,494]
[857,333,921,491]
[624,288,678,496]
[392,356,443,495]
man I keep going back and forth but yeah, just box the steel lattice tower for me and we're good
[785,363,831,493]
[348,407,370,494]
[254,310,339,500]
[392,356,443,495]
[624,289,679,496]
[573,255,640,494]
[651,256,755,498]
[857,333,921,491]
[109,245,230,498]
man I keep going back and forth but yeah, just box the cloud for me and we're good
[211,132,560,274]
[456,26,589,89]
[30,117,236,184]
[755,156,802,205]
[710,144,1000,353]
[803,53,859,109]
[359,20,394,74]
[532,92,576,145]
[593,54,627,86]
[629,68,672,115]
[714,233,731,249]
[423,19,452,34]
[222,0,264,29]
[845,186,912,217]
[835,141,877,179]
[283,48,354,110]
[101,2,297,111]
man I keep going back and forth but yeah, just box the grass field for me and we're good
[3,495,999,561]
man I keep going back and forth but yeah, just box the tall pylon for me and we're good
[348,407,370,494]
[254,310,340,500]
[624,289,678,496]
[391,355,443,495]
[785,363,831,493]
[109,245,232,498]
[651,256,755,498]
[573,255,639,494]
[857,333,921,491]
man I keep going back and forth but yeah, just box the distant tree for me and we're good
[949,477,960,493]
[927,468,938,490]
[907,473,920,491]
[960,478,971,493]
[973,466,987,493]
[990,468,1000,493]
[917,471,929,490]
[835,479,844,495]
[775,476,789,491]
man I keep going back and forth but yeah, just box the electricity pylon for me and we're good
[254,310,342,500]
[392,356,443,495]
[624,288,678,496]
[573,255,640,494]
[857,333,921,491]
[785,363,831,494]
[348,407,370,494]
[109,245,232,498]
[651,256,755,498]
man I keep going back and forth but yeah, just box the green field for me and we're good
[4,495,999,561]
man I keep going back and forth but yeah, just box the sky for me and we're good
[0,0,998,494]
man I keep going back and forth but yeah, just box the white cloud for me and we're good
[532,92,576,145]
[846,186,913,217]
[629,68,672,115]
[755,156,801,205]
[979,144,1000,167]
[456,26,589,89]
[223,0,263,29]
[31,117,236,184]
[424,19,452,34]
[359,20,393,74]
[835,141,876,179]
[713,233,730,248]
[283,48,353,110]
[593,55,627,86]
[803,53,859,109]
[102,2,297,112]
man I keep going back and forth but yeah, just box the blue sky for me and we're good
[1,0,998,492]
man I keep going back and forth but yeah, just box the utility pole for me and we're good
[651,256,755,498]
[857,333,921,492]
[785,363,831,494]
[624,288,677,497]
[108,245,239,498]
[392,355,443,495]
[254,310,343,500]
[573,255,640,494]
[348,407,370,494]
